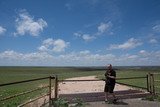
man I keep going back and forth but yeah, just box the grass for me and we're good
[0,66,160,106]
[0,67,104,106]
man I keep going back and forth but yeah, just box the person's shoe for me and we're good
[113,98,118,104]
[113,98,118,102]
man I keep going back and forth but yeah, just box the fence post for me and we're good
[147,74,149,92]
[149,73,152,93]
[152,74,155,95]
[49,76,52,106]
[55,75,58,99]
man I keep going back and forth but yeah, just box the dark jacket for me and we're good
[105,69,116,85]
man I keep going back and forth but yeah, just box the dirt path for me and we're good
[58,76,132,94]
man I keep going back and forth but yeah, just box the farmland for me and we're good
[0,66,160,106]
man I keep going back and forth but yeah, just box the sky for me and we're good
[0,0,160,66]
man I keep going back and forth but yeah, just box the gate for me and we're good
[57,75,151,103]
[0,73,157,106]
[149,73,160,95]
[0,76,57,107]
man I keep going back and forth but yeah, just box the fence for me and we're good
[0,73,158,106]
[56,75,150,97]
[149,73,160,95]
[0,75,58,107]
[116,76,149,90]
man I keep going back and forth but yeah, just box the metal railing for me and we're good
[0,75,58,107]
[1,73,156,106]
[56,75,150,97]
[149,73,160,95]
[116,76,149,90]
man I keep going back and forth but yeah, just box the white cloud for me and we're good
[58,51,116,65]
[74,21,113,42]
[0,26,6,35]
[149,38,158,44]
[97,22,112,35]
[23,52,53,61]
[139,50,147,54]
[0,50,55,66]
[74,33,96,42]
[127,55,138,59]
[73,32,82,37]
[82,34,96,41]
[14,10,47,36]
[53,39,69,52]
[79,50,90,55]
[38,38,69,52]
[0,50,23,60]
[139,50,150,57]
[152,24,160,32]
[109,38,142,50]
[38,46,48,51]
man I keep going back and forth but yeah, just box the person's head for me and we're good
[107,64,112,70]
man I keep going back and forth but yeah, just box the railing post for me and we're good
[49,76,52,106]
[152,74,155,95]
[147,74,149,92]
[55,75,58,100]
[149,73,152,93]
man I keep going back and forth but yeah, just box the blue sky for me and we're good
[0,0,160,66]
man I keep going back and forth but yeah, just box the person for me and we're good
[104,64,117,103]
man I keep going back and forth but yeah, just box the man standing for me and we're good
[104,64,117,103]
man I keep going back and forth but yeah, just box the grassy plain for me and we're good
[0,66,159,106]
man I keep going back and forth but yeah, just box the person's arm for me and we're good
[107,71,116,79]
[107,75,116,79]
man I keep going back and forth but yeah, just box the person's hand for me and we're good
[107,75,110,78]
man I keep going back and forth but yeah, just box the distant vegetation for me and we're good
[0,66,159,106]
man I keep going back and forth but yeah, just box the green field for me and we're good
[0,66,160,106]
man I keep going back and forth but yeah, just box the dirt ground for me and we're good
[58,76,132,94]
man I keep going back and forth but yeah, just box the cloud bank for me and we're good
[0,49,160,66]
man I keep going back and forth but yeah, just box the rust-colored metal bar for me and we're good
[54,75,58,99]
[147,74,149,92]
[59,79,104,82]
[0,77,52,87]
[49,76,52,106]
[0,85,49,101]
[59,76,147,82]
[116,76,147,80]
[18,93,49,107]
[116,82,147,90]
[149,73,152,93]
[152,74,155,94]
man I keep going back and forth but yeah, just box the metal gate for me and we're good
[149,73,160,95]
[57,75,151,103]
